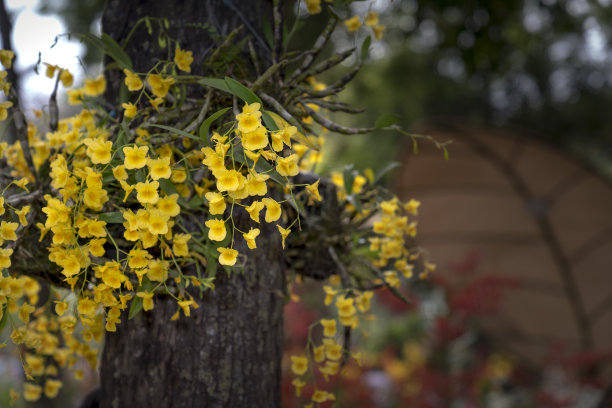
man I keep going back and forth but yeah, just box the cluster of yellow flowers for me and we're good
[304,0,386,40]
[0,49,14,119]
[0,267,97,403]
[287,165,431,404]
[0,33,329,400]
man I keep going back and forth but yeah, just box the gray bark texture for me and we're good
[98,1,285,407]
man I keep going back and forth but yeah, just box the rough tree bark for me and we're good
[97,1,286,407]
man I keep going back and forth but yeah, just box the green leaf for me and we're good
[347,194,363,213]
[81,34,132,70]
[0,304,8,332]
[128,297,143,320]
[343,165,355,195]
[374,161,402,184]
[199,77,231,93]
[101,33,133,70]
[204,249,218,279]
[224,77,263,106]
[375,113,400,129]
[262,17,274,49]
[147,124,200,141]
[361,35,372,59]
[261,111,280,132]
[199,107,231,142]
[188,194,204,210]
[158,179,188,206]
[99,212,125,224]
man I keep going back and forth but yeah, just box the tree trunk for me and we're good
[100,217,285,408]
[98,1,285,407]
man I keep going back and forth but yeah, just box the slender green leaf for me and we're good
[343,165,355,195]
[128,297,143,320]
[347,194,363,213]
[361,35,372,59]
[374,161,402,184]
[199,77,231,93]
[158,179,188,206]
[224,77,263,105]
[199,107,231,142]
[147,124,200,141]
[0,304,8,331]
[99,212,125,224]
[375,113,400,129]
[101,33,133,70]
[262,17,274,49]
[261,111,280,132]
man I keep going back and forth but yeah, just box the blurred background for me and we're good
[2,0,612,406]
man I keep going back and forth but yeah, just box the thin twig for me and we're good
[48,73,61,132]
[293,47,356,85]
[299,98,365,114]
[207,24,243,67]
[184,92,212,133]
[288,15,337,83]
[301,104,375,135]
[259,92,303,130]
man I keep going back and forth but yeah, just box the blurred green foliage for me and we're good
[324,0,612,176]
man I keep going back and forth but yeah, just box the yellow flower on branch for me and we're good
[148,156,172,180]
[84,74,107,96]
[123,145,149,169]
[0,49,15,68]
[290,355,308,375]
[83,137,112,164]
[262,198,281,222]
[60,69,73,87]
[365,11,379,27]
[0,248,13,268]
[0,101,13,121]
[344,15,361,32]
[305,0,321,14]
[0,221,18,241]
[135,180,160,204]
[122,102,137,118]
[137,291,154,311]
[23,383,42,402]
[205,192,226,215]
[243,228,260,249]
[172,233,191,257]
[373,25,386,41]
[205,218,227,241]
[217,247,238,266]
[44,379,63,399]
[123,69,143,91]
[147,74,175,98]
[245,200,264,223]
[174,47,194,72]
[320,318,337,337]
[275,154,299,177]
[276,224,290,248]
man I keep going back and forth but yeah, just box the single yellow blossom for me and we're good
[174,47,194,72]
[243,228,260,249]
[344,15,362,32]
[276,224,290,248]
[123,69,143,91]
[122,102,137,118]
[262,198,281,222]
[217,247,238,266]
[205,218,227,241]
[290,355,308,375]
[135,180,160,204]
[137,291,154,311]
